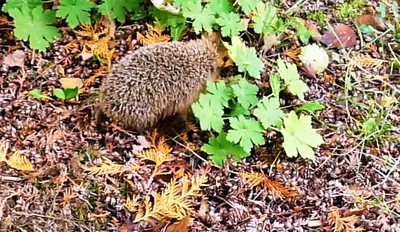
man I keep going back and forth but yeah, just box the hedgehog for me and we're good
[98,39,220,131]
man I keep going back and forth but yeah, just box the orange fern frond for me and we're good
[282,47,300,64]
[61,187,76,206]
[327,207,364,232]
[137,20,171,46]
[239,171,298,198]
[349,54,386,69]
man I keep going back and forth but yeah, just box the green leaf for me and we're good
[201,132,248,166]
[251,1,281,35]
[208,0,233,17]
[2,0,42,13]
[376,2,386,18]
[29,88,49,100]
[280,111,324,160]
[231,78,259,109]
[56,0,96,28]
[223,36,264,79]
[276,58,308,101]
[237,0,259,15]
[172,0,197,11]
[206,80,233,107]
[226,115,265,153]
[53,88,65,100]
[8,5,60,52]
[64,87,79,100]
[295,102,325,113]
[191,94,224,132]
[98,0,135,23]
[362,118,377,135]
[151,7,186,41]
[216,12,244,37]
[230,102,250,117]
[183,2,216,34]
[253,96,284,129]
[295,19,311,44]
[269,75,281,98]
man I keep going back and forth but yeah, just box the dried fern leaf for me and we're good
[6,151,34,171]
[349,54,385,69]
[134,174,207,223]
[328,207,364,232]
[81,159,140,176]
[239,171,298,198]
[137,21,171,46]
[124,196,140,212]
[0,142,8,162]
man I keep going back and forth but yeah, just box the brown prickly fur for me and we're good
[98,39,220,131]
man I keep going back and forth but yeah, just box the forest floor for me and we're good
[0,0,400,232]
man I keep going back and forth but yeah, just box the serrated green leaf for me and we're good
[216,12,243,37]
[269,75,281,98]
[251,1,281,35]
[183,2,216,34]
[98,0,135,23]
[64,87,79,100]
[226,115,265,153]
[253,96,284,129]
[53,88,65,100]
[191,94,224,132]
[172,0,197,11]
[295,102,325,113]
[237,0,259,15]
[222,36,264,79]
[29,88,48,100]
[280,111,324,160]
[295,19,311,44]
[151,7,186,41]
[8,5,60,52]
[206,80,233,107]
[231,78,259,109]
[2,0,42,13]
[201,132,248,166]
[276,58,308,101]
[363,118,377,135]
[208,0,233,17]
[56,0,95,28]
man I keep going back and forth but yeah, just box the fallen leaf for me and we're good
[299,19,322,41]
[3,50,25,67]
[263,34,279,51]
[165,215,190,232]
[59,78,84,90]
[355,14,386,31]
[321,23,357,48]
[80,52,93,61]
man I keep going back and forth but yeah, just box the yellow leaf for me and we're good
[59,77,83,90]
[6,151,34,171]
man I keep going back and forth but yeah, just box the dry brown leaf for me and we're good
[165,215,190,232]
[137,20,171,46]
[59,77,84,90]
[355,14,386,31]
[321,23,357,48]
[3,50,25,67]
[61,187,76,206]
[239,171,298,198]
